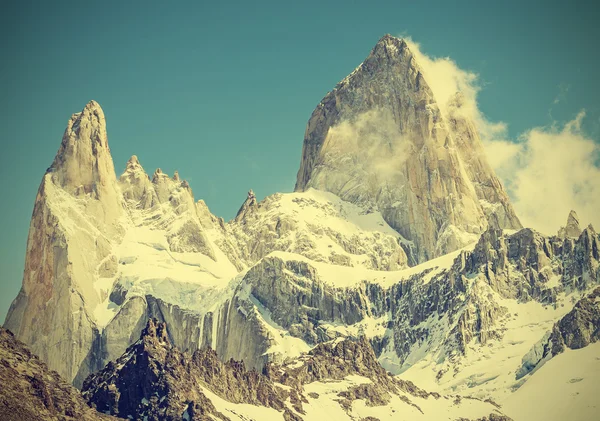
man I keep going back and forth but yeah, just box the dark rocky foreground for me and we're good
[1,318,512,420]
[81,318,511,421]
[0,327,119,421]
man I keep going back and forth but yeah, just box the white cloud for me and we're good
[403,37,600,235]
[404,38,480,120]
[505,112,600,235]
[324,108,409,181]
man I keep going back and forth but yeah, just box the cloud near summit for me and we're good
[404,37,600,235]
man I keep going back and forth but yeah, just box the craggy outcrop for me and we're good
[0,327,118,421]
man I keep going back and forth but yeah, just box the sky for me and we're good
[1,0,599,322]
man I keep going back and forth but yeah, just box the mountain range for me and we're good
[2,35,599,421]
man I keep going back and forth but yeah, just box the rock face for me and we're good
[219,223,599,399]
[0,327,118,421]
[49,100,123,228]
[558,210,583,239]
[82,318,288,421]
[4,100,126,387]
[82,319,511,421]
[295,35,521,263]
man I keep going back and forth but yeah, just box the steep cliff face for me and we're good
[558,210,583,239]
[295,35,521,263]
[4,101,126,386]
[215,223,599,400]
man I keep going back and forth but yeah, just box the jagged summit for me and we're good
[558,209,583,238]
[5,44,600,421]
[83,98,103,111]
[234,188,258,220]
[126,154,141,168]
[295,34,521,264]
[49,100,120,203]
[139,318,172,347]
[568,209,580,224]
[371,34,409,55]
[378,33,401,42]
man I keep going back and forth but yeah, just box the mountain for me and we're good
[3,35,600,421]
[81,318,511,421]
[295,34,521,264]
[3,97,417,385]
[4,100,128,385]
[0,327,118,420]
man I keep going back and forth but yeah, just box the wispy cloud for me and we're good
[403,37,600,235]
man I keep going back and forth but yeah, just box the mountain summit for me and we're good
[295,34,521,263]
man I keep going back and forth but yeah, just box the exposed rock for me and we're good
[234,189,257,220]
[48,99,123,231]
[242,256,379,345]
[119,155,159,209]
[0,327,118,421]
[558,210,583,239]
[82,319,510,421]
[4,100,125,386]
[82,319,289,420]
[3,36,600,421]
[295,34,521,263]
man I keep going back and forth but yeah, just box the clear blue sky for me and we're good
[1,0,599,322]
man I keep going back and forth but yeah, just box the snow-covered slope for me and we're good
[227,188,409,270]
[503,342,600,421]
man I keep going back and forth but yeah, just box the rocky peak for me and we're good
[366,34,410,65]
[46,100,123,230]
[49,101,115,196]
[577,224,600,263]
[124,154,143,172]
[152,167,165,182]
[235,188,258,220]
[294,35,521,264]
[124,163,215,259]
[140,318,171,346]
[558,210,582,238]
[121,155,148,181]
[119,155,157,208]
[568,209,580,225]
[82,319,292,420]
[3,101,126,386]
